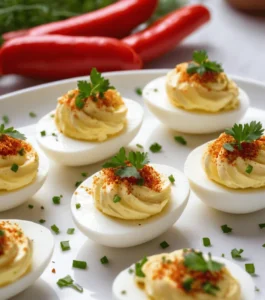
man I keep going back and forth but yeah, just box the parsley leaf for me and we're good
[223,121,264,151]
[231,248,244,259]
[102,147,127,168]
[203,282,220,295]
[0,124,26,140]
[128,151,149,170]
[115,166,141,179]
[187,50,223,75]
[75,68,115,109]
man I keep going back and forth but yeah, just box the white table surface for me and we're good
[1,0,265,96]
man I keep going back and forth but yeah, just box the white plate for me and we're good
[0,70,264,300]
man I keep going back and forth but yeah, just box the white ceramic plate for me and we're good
[0,70,264,300]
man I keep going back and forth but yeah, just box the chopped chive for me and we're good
[128,268,134,274]
[136,178,144,186]
[75,181,82,187]
[57,275,83,293]
[182,278,194,292]
[231,248,244,259]
[81,172,88,177]
[245,263,255,274]
[160,241,169,249]
[174,136,187,145]
[221,224,232,233]
[40,130,46,137]
[136,144,143,149]
[39,219,46,224]
[2,115,9,124]
[221,253,225,257]
[28,204,34,209]
[67,228,75,235]
[203,237,211,247]
[72,260,87,269]
[50,114,55,118]
[76,203,81,209]
[245,165,253,174]
[153,88,158,92]
[262,244,265,247]
[149,142,162,153]
[121,290,127,295]
[52,195,62,205]
[135,257,148,277]
[18,148,24,156]
[29,112,37,118]
[168,174,175,184]
[255,287,260,292]
[135,88,142,96]
[52,133,57,137]
[113,194,121,203]
[259,223,265,229]
[11,163,19,172]
[0,230,4,236]
[100,256,109,264]
[51,224,60,234]
[60,241,70,251]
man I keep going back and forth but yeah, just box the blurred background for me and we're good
[0,0,265,95]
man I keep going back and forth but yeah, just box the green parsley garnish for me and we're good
[184,251,223,272]
[135,256,148,278]
[149,142,162,153]
[259,223,265,229]
[28,204,34,209]
[40,130,46,137]
[75,68,115,109]
[57,275,83,293]
[231,248,244,259]
[136,143,143,149]
[18,148,24,156]
[245,263,255,274]
[2,115,9,124]
[0,124,26,140]
[168,174,175,184]
[52,195,62,205]
[75,181,82,187]
[29,112,37,118]
[221,224,232,233]
[203,282,220,295]
[223,121,264,152]
[113,194,121,203]
[60,241,70,251]
[135,88,142,96]
[203,237,211,247]
[182,278,194,292]
[39,219,46,224]
[103,147,149,181]
[174,136,187,145]
[245,165,253,174]
[160,241,169,249]
[51,224,60,234]
[187,50,223,75]
[76,203,81,209]
[100,256,109,264]
[11,163,19,172]
[72,260,87,269]
[67,228,75,235]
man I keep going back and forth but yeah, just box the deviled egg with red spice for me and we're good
[185,121,265,213]
[71,148,189,247]
[37,68,143,166]
[143,50,249,134]
[113,249,255,300]
[0,220,54,300]
[0,125,49,211]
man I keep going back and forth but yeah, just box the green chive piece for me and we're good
[29,112,37,118]
[50,114,55,118]
[100,256,109,264]
[221,224,232,233]
[81,172,88,177]
[128,268,134,274]
[51,224,60,234]
[60,241,70,251]
[259,223,265,229]
[75,181,82,187]
[52,195,62,205]
[72,260,87,269]
[40,130,46,137]
[39,219,46,224]
[255,287,260,292]
[76,203,81,209]
[28,204,34,209]
[67,228,75,235]
[149,142,162,153]
[2,115,9,124]
[135,88,142,96]
[18,148,24,156]
[245,263,255,274]
[57,275,83,293]
[262,244,265,247]
[154,88,158,92]
[168,174,175,184]
[160,241,169,249]
[11,163,19,172]
[113,194,121,203]
[174,136,187,145]
[221,253,225,257]
[121,290,127,295]
[203,237,211,247]
[136,144,143,149]
[245,165,253,174]
[231,248,244,259]
[135,257,148,277]
[182,278,194,292]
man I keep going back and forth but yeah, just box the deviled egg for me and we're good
[0,125,49,211]
[185,121,265,213]
[71,147,189,247]
[37,68,144,166]
[0,219,54,300]
[143,50,249,134]
[113,249,255,300]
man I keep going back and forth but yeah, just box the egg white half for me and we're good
[0,219,54,300]
[112,255,255,300]
[36,99,144,166]
[143,76,249,134]
[71,164,190,248]
[0,148,49,212]
[184,142,265,213]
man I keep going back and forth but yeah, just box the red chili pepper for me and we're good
[0,35,142,80]
[2,0,158,41]
[122,5,210,63]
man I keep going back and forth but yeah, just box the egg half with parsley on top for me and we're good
[37,68,144,166]
[0,125,49,211]
[112,249,255,300]
[71,147,190,248]
[143,50,249,134]
[185,121,265,213]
